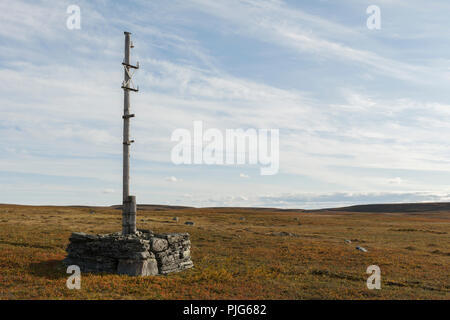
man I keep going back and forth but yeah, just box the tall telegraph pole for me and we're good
[121,31,139,235]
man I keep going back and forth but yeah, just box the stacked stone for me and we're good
[153,233,193,275]
[63,230,193,276]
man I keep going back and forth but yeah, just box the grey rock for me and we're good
[156,252,175,265]
[159,260,194,275]
[270,231,299,237]
[181,249,191,259]
[70,232,98,241]
[130,251,152,260]
[118,258,158,276]
[151,238,168,252]
[356,246,368,252]
[163,233,189,244]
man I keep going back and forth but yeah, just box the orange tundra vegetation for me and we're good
[0,204,448,299]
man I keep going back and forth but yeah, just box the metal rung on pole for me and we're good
[121,85,139,92]
[122,62,139,69]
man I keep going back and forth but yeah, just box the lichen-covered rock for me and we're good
[63,230,193,276]
[151,238,168,252]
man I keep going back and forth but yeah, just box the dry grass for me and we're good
[0,204,449,299]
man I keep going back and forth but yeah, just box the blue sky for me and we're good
[2,0,450,208]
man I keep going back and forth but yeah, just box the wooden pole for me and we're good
[123,32,131,204]
[122,31,137,235]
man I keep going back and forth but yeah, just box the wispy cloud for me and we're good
[189,0,450,84]
[1,1,450,207]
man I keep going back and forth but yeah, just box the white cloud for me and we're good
[388,177,403,185]
[165,176,180,182]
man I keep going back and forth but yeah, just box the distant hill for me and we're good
[112,202,450,213]
[324,202,450,213]
[111,204,305,213]
[3,202,450,213]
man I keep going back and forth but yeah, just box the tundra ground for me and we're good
[0,204,448,299]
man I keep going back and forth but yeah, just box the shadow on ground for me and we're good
[29,259,67,280]
[0,240,54,250]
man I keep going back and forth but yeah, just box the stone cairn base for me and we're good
[63,230,193,276]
